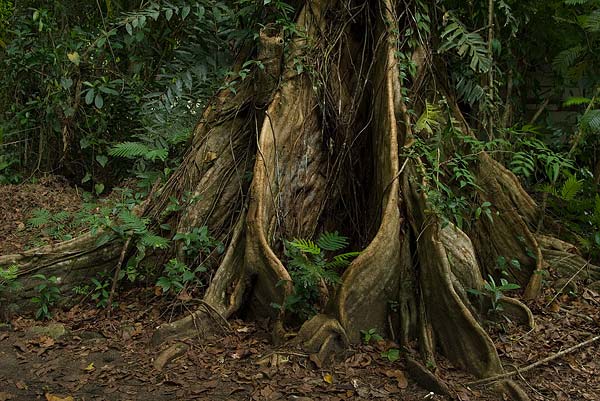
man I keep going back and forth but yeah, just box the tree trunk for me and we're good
[3,1,598,399]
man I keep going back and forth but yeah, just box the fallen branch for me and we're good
[465,334,600,386]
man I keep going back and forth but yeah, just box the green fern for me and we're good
[140,233,170,249]
[563,97,593,107]
[453,72,487,106]
[282,232,359,319]
[327,252,362,269]
[552,45,585,73]
[109,142,168,162]
[593,194,600,226]
[564,0,593,6]
[415,101,445,136]
[316,231,349,252]
[580,10,600,32]
[559,176,583,200]
[439,16,492,73]
[510,152,536,178]
[27,209,52,227]
[117,210,149,234]
[580,109,600,133]
[288,239,321,255]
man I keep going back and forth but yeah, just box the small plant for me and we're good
[156,259,206,296]
[90,276,111,308]
[31,274,61,320]
[27,208,75,241]
[274,232,359,319]
[361,328,383,344]
[0,264,21,296]
[381,348,400,362]
[173,226,224,261]
[468,275,520,316]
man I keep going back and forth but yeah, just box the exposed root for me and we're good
[0,233,121,295]
[405,356,453,398]
[498,296,536,329]
[334,0,403,342]
[470,154,544,299]
[153,342,189,371]
[292,314,349,367]
[151,300,231,346]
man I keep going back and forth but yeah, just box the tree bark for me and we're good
[4,1,591,399]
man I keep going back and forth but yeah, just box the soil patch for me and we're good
[0,176,83,254]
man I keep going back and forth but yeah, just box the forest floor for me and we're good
[0,178,599,401]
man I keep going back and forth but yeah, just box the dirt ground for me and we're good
[0,178,599,401]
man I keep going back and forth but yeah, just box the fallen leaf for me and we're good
[66,52,80,66]
[14,381,27,390]
[385,369,408,389]
[83,362,95,372]
[45,394,74,401]
[39,336,55,348]
[0,392,13,401]
[323,373,334,384]
[203,151,217,162]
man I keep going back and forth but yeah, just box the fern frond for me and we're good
[564,0,592,6]
[552,45,585,73]
[510,152,535,178]
[563,97,592,107]
[118,210,149,234]
[140,233,170,249]
[439,16,492,73]
[559,176,583,200]
[579,10,600,32]
[146,148,169,162]
[580,109,600,133]
[108,142,151,159]
[28,209,52,227]
[593,194,600,226]
[454,73,486,106]
[316,231,349,252]
[326,251,361,269]
[415,102,445,136]
[288,239,321,255]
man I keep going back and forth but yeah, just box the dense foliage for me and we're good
[0,0,599,314]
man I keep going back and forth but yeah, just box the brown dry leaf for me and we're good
[203,151,217,162]
[0,392,13,401]
[345,353,372,368]
[176,289,192,302]
[323,373,334,384]
[549,302,561,313]
[39,336,55,348]
[14,381,27,390]
[384,369,408,389]
[45,394,74,401]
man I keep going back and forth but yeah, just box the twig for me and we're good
[106,178,162,316]
[465,334,600,386]
[545,259,590,308]
[529,98,550,125]
[106,236,132,317]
